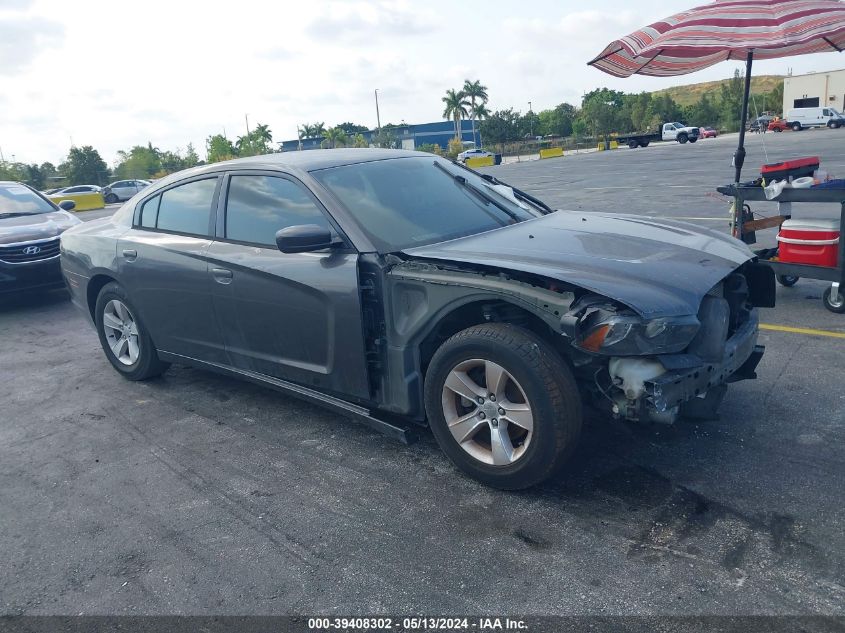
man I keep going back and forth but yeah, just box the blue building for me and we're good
[278,119,480,152]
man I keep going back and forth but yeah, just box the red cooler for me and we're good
[777,219,840,268]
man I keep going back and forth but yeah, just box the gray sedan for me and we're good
[60,149,773,489]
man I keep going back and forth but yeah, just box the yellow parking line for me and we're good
[760,323,845,339]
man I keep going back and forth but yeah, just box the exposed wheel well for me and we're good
[417,300,571,378]
[86,274,117,320]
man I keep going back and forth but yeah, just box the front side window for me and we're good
[225,175,329,247]
[145,178,216,236]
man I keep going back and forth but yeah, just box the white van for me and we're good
[786,107,845,130]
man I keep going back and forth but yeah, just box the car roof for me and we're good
[226,148,422,171]
[136,149,440,195]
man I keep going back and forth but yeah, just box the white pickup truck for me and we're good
[617,122,701,148]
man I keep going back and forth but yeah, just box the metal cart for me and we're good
[718,184,845,313]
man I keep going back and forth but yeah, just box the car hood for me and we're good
[402,211,755,318]
[0,211,81,245]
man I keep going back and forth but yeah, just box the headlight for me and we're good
[572,306,700,356]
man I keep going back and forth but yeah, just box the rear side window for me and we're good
[225,175,329,246]
[140,178,216,236]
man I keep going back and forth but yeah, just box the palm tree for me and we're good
[462,79,488,147]
[312,122,326,138]
[321,127,348,149]
[442,89,469,141]
[471,102,491,148]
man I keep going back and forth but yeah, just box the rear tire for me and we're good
[823,287,845,313]
[641,141,650,147]
[792,122,802,131]
[95,282,170,380]
[777,274,799,287]
[689,137,697,143]
[677,133,688,144]
[628,140,638,149]
[424,323,582,490]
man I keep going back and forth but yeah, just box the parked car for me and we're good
[767,119,791,132]
[103,179,151,204]
[0,181,81,294]
[457,148,495,163]
[60,149,773,489]
[748,115,774,132]
[785,107,845,130]
[51,185,102,195]
[699,126,718,138]
[617,122,701,148]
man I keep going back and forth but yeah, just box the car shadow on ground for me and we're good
[0,288,70,314]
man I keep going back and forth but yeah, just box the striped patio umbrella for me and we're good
[588,0,845,186]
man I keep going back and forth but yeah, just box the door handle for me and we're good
[122,249,137,261]
[211,267,233,284]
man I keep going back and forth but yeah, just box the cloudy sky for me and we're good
[2,0,844,167]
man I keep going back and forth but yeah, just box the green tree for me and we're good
[114,144,162,179]
[479,108,520,149]
[321,127,348,149]
[537,102,575,137]
[183,143,200,167]
[336,122,369,135]
[442,88,469,140]
[206,134,237,163]
[647,92,682,126]
[372,126,398,149]
[689,92,720,126]
[719,69,745,131]
[462,79,488,146]
[580,88,625,138]
[352,133,368,148]
[59,145,109,185]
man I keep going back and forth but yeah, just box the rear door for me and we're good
[117,175,228,363]
[206,170,370,400]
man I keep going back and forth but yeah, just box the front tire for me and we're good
[424,324,582,490]
[777,274,799,287]
[105,193,119,204]
[95,282,169,380]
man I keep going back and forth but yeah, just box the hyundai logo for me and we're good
[23,245,42,255]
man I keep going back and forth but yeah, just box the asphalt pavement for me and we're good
[1,130,844,617]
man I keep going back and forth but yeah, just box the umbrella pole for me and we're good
[732,51,754,239]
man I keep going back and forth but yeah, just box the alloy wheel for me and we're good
[102,299,140,366]
[440,358,534,466]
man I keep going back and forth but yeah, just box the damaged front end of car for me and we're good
[562,263,774,424]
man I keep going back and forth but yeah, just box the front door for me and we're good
[206,171,370,400]
[118,175,228,364]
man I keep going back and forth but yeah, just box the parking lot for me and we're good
[2,131,844,616]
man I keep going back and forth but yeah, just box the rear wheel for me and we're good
[774,127,782,133]
[95,282,169,380]
[777,274,799,287]
[792,122,802,131]
[641,140,650,147]
[677,133,688,144]
[823,286,845,313]
[424,323,582,490]
[689,137,698,143]
[628,140,638,149]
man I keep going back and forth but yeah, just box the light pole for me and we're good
[528,101,533,138]
[374,89,381,134]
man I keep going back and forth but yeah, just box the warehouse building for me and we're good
[783,68,845,112]
[278,120,480,152]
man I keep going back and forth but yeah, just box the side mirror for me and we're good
[58,200,76,211]
[275,224,336,253]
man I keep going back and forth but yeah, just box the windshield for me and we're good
[0,184,57,217]
[311,156,539,251]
